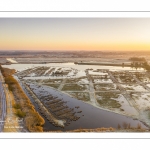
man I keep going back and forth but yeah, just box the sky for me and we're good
[0,18,150,51]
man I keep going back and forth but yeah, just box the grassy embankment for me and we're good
[0,66,45,132]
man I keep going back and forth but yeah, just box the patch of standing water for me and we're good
[2,63,145,72]
[27,83,148,131]
[113,94,138,116]
[3,63,148,131]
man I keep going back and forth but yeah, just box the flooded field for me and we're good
[20,81,148,131]
[3,63,150,131]
[2,62,144,72]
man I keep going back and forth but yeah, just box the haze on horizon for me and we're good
[0,18,150,51]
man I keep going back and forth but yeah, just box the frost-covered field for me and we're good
[131,93,150,110]
[94,83,117,91]
[146,84,150,88]
[121,84,148,92]
[3,63,150,124]
[140,77,150,83]
[3,62,143,71]
[93,78,113,83]
[89,70,108,76]
[95,92,138,116]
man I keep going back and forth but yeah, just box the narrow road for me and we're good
[0,71,26,132]
[0,71,6,132]
[107,71,118,83]
[85,70,97,106]
[132,74,150,91]
[108,71,139,113]
[58,78,67,90]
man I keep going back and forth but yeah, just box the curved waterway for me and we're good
[20,82,148,131]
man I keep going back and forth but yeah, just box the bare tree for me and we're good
[118,124,121,129]
[122,122,128,129]
[137,123,141,129]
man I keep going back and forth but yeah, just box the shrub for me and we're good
[123,122,128,129]
[127,123,131,129]
[137,123,141,129]
[129,57,146,62]
[13,103,21,109]
[118,124,121,129]
[15,109,26,118]
[0,67,45,132]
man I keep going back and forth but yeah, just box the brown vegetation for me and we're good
[129,57,146,62]
[13,103,21,109]
[118,124,121,129]
[0,65,45,132]
[15,109,26,118]
[76,125,146,132]
[23,83,65,128]
[67,127,115,132]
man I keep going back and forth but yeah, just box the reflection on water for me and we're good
[20,82,148,131]
[2,63,144,72]
[4,63,148,131]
